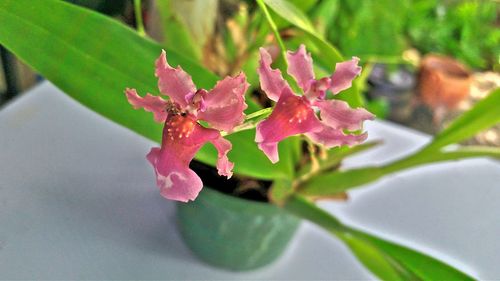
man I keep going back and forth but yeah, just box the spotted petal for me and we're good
[316,99,374,131]
[330,57,362,95]
[197,73,249,132]
[125,88,168,123]
[255,88,322,163]
[286,44,314,92]
[306,123,368,148]
[155,50,197,108]
[258,47,292,102]
[146,114,221,202]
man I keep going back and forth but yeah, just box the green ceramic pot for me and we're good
[176,187,301,271]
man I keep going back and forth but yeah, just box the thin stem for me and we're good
[134,0,146,37]
[245,107,272,120]
[220,120,258,137]
[297,137,320,183]
[255,0,302,93]
[255,0,287,62]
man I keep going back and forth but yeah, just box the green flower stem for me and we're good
[255,0,287,61]
[134,0,146,37]
[219,108,273,137]
[245,107,272,120]
[255,0,302,94]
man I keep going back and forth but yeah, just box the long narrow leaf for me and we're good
[298,145,499,196]
[425,88,500,151]
[284,195,474,280]
[0,0,292,179]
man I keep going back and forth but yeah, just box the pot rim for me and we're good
[193,186,285,215]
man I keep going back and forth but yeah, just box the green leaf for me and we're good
[0,0,292,179]
[310,0,339,36]
[381,145,500,174]
[349,229,473,281]
[261,0,363,107]
[298,145,500,196]
[337,233,408,281]
[201,130,294,180]
[298,166,384,196]
[425,88,500,151]
[263,0,317,35]
[156,0,201,61]
[283,195,474,281]
[268,178,294,205]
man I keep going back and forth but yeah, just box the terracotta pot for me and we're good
[419,55,472,110]
[176,187,300,271]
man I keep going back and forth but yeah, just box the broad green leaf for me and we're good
[283,195,474,280]
[425,88,500,151]
[203,130,295,179]
[0,0,292,179]
[261,0,363,107]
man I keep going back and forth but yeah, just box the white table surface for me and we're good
[0,82,499,280]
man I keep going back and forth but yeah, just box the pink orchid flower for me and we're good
[125,50,248,202]
[256,45,374,163]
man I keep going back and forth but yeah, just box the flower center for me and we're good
[285,97,310,124]
[165,100,182,115]
[307,77,331,100]
[165,114,196,140]
[184,89,208,114]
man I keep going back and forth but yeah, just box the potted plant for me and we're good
[1,0,498,279]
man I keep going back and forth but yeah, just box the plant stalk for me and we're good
[134,0,146,37]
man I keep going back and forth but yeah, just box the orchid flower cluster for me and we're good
[125,45,374,202]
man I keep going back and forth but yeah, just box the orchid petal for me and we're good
[257,142,279,164]
[155,50,197,108]
[286,44,314,92]
[330,57,362,95]
[210,136,234,178]
[147,114,220,202]
[197,73,249,132]
[125,88,168,123]
[258,47,292,102]
[255,88,322,163]
[306,123,368,148]
[316,99,374,131]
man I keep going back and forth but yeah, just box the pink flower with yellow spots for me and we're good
[125,50,248,202]
[256,45,374,163]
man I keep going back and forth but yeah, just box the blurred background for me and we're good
[1,0,498,145]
